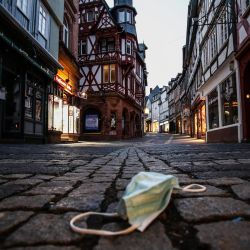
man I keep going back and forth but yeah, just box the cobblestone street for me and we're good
[0,134,250,250]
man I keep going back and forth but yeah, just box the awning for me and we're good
[0,31,56,79]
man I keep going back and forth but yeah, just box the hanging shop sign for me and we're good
[54,75,73,95]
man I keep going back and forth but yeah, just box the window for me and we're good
[103,65,109,83]
[63,18,70,48]
[126,40,132,55]
[210,28,217,59]
[100,38,115,52]
[220,74,238,126]
[218,9,229,49]
[126,11,132,23]
[208,88,219,129]
[38,5,47,37]
[87,10,95,22]
[78,40,87,55]
[103,64,116,83]
[118,11,125,23]
[110,64,116,83]
[17,0,28,14]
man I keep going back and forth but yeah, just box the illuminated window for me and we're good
[103,65,116,83]
[110,64,116,83]
[103,65,109,83]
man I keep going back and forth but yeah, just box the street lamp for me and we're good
[78,91,87,99]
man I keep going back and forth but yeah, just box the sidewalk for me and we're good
[0,142,249,249]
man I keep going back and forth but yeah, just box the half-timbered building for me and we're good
[181,0,241,142]
[236,0,250,142]
[78,0,147,140]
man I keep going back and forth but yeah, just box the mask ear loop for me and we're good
[181,184,206,193]
[70,212,139,236]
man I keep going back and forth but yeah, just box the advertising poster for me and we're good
[85,114,99,130]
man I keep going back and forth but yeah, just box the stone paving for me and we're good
[0,134,250,250]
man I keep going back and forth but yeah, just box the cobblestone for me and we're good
[0,195,55,210]
[231,182,250,200]
[94,222,176,250]
[195,221,250,250]
[0,135,250,250]
[0,211,33,235]
[4,213,81,247]
[174,197,250,222]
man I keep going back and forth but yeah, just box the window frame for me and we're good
[38,4,48,38]
[63,18,70,48]
[16,0,28,15]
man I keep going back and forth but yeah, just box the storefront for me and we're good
[0,35,56,143]
[47,76,80,143]
[192,101,206,140]
[206,73,239,142]
[160,121,169,133]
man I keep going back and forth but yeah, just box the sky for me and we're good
[106,0,190,94]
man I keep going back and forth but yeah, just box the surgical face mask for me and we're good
[70,172,206,236]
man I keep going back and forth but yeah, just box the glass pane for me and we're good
[221,74,238,126]
[208,88,219,129]
[54,96,63,131]
[103,65,109,83]
[110,64,116,83]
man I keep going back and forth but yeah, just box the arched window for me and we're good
[63,18,70,48]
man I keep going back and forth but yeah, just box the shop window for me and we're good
[220,74,238,126]
[25,83,34,119]
[35,90,42,122]
[208,88,219,129]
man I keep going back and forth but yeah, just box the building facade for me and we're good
[171,0,242,143]
[47,0,81,143]
[0,0,64,143]
[236,0,250,142]
[159,86,169,133]
[78,0,147,140]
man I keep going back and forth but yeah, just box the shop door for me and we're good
[244,63,250,140]
[2,70,21,135]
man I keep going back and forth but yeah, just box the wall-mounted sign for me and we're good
[54,75,73,95]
